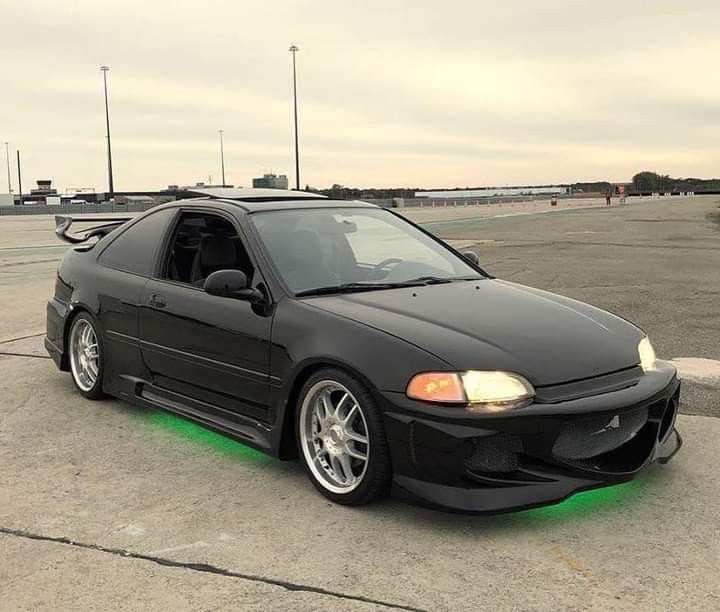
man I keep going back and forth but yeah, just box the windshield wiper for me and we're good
[397,275,485,285]
[400,276,454,285]
[295,282,401,297]
[296,276,486,297]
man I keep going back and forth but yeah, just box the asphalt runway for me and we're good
[1,196,719,610]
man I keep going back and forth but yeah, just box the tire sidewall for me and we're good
[296,367,392,505]
[68,311,106,400]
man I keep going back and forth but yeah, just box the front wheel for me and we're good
[297,368,392,505]
[68,312,106,400]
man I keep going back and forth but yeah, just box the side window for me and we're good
[161,212,254,287]
[98,208,175,276]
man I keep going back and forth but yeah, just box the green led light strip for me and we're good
[144,410,272,464]
[517,476,654,522]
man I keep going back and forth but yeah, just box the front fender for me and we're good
[267,298,452,458]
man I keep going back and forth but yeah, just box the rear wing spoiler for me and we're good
[55,215,133,244]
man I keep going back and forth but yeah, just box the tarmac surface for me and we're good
[1,195,719,610]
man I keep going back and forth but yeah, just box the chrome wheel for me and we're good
[299,380,370,494]
[69,318,100,392]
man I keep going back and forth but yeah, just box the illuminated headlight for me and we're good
[406,371,535,411]
[638,337,657,372]
[461,371,535,411]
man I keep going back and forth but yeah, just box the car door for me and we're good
[93,207,178,397]
[138,208,274,424]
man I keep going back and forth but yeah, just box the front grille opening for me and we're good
[556,423,656,474]
[552,406,657,474]
[658,395,678,442]
[553,407,648,461]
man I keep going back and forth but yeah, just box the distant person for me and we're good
[605,190,612,206]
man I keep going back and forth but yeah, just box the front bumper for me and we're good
[381,363,681,514]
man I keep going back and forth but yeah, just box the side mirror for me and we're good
[204,270,264,303]
[462,251,479,265]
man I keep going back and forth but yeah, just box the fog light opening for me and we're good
[464,434,522,474]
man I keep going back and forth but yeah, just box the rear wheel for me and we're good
[297,368,392,505]
[68,313,106,400]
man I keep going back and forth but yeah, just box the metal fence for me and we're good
[0,201,161,216]
[0,191,705,217]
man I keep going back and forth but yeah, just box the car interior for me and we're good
[258,214,365,290]
[253,210,461,293]
[164,213,255,287]
[162,209,461,294]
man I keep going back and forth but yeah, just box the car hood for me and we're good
[307,279,644,386]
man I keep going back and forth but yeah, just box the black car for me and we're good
[45,188,681,513]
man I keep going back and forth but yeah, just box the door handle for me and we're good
[149,293,167,308]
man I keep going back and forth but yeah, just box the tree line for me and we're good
[631,171,720,193]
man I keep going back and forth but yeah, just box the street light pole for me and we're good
[16,150,22,203]
[219,130,226,186]
[3,142,11,195]
[100,65,115,197]
[288,44,300,190]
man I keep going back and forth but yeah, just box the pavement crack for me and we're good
[0,332,45,345]
[0,258,61,268]
[0,527,426,612]
[0,352,50,359]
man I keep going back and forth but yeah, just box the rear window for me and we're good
[98,208,175,276]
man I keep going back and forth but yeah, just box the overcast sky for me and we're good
[2,0,719,192]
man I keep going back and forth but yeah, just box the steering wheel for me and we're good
[369,258,403,279]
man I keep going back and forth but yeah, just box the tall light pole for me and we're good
[3,142,11,194]
[288,44,300,190]
[100,65,114,197]
[219,130,226,186]
[16,149,22,203]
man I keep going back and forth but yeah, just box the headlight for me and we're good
[461,371,535,411]
[638,337,657,372]
[406,371,535,411]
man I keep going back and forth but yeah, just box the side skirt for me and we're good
[118,375,276,455]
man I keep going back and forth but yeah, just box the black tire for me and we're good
[296,368,392,506]
[67,311,106,400]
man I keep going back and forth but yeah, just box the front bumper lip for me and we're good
[381,364,682,514]
[391,428,682,514]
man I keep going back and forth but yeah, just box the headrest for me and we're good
[200,235,237,268]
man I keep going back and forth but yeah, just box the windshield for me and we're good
[250,207,483,295]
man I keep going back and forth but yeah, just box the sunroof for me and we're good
[187,187,327,201]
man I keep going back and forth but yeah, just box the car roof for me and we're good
[174,188,379,213]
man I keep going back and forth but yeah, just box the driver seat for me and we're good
[190,235,238,286]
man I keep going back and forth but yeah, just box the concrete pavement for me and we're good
[1,195,719,610]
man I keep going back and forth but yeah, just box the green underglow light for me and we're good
[144,410,272,464]
[515,476,653,523]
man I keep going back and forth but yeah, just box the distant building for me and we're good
[252,173,289,190]
[19,179,60,204]
[167,182,236,191]
[416,185,569,199]
[114,194,156,205]
[30,179,58,196]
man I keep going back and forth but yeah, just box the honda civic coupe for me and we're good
[45,188,681,513]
